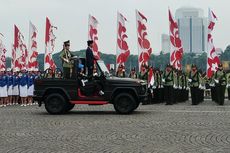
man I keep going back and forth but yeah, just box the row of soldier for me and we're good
[0,69,39,107]
[113,63,230,105]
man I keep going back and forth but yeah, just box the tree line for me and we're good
[5,45,230,73]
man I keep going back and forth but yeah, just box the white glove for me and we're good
[179,86,182,89]
[188,79,192,82]
[199,84,202,89]
[227,84,230,88]
[150,89,153,94]
[173,84,178,89]
[186,87,190,90]
[152,86,156,89]
[183,86,186,89]
[162,79,165,83]
[64,58,69,63]
[214,79,219,83]
[160,85,164,88]
[202,86,206,90]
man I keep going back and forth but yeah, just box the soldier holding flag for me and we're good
[188,65,201,105]
[162,64,174,105]
[214,64,227,105]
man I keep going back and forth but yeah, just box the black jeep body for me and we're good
[34,57,148,114]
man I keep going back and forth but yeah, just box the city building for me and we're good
[175,7,208,54]
[161,34,170,54]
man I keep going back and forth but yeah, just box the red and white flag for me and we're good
[28,21,38,71]
[88,15,100,60]
[11,44,16,71]
[14,25,28,71]
[169,9,183,70]
[0,34,7,72]
[44,17,57,71]
[136,10,152,71]
[148,67,154,87]
[116,12,130,70]
[207,9,220,78]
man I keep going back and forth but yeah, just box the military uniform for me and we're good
[214,67,227,105]
[59,49,73,78]
[173,70,180,103]
[139,68,149,105]
[129,69,138,79]
[116,70,125,78]
[210,74,217,102]
[139,71,148,81]
[200,74,206,102]
[227,73,230,100]
[163,66,174,105]
[59,40,73,79]
[180,73,189,102]
[188,67,201,105]
[159,71,164,103]
[152,70,161,103]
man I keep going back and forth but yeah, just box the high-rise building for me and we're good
[161,34,170,54]
[175,7,208,54]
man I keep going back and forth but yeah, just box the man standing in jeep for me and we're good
[59,40,74,79]
[86,40,95,80]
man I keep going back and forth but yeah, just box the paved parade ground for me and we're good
[0,100,230,153]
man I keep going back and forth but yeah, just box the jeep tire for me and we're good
[44,93,68,114]
[113,93,136,114]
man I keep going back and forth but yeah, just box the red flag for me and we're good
[11,44,15,71]
[44,17,57,71]
[169,9,183,70]
[28,21,39,71]
[148,67,154,87]
[136,10,152,71]
[14,25,27,71]
[88,15,100,60]
[116,12,130,70]
[0,34,6,72]
[207,9,220,78]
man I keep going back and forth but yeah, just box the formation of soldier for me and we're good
[0,69,39,107]
[114,63,230,106]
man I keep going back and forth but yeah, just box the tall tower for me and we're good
[175,7,208,54]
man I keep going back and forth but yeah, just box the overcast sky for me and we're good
[0,0,229,57]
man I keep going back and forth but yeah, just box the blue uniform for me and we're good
[13,75,20,87]
[27,74,35,88]
[7,75,13,87]
[20,74,28,87]
[0,75,7,87]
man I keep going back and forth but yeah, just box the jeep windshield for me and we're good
[97,60,110,77]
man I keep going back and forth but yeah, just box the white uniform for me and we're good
[12,85,19,95]
[19,74,28,97]
[28,85,34,96]
[12,76,19,96]
[20,86,28,97]
[0,85,8,97]
[8,85,13,96]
